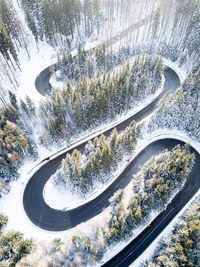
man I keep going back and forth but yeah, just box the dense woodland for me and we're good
[144,199,200,267]
[21,0,102,46]
[2,0,200,95]
[0,54,162,181]
[105,144,195,244]
[16,145,195,266]
[52,121,142,195]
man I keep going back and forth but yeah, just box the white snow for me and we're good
[0,1,57,104]
[50,70,65,90]
[44,179,81,210]
[0,162,66,241]
[162,58,188,83]
[16,40,57,103]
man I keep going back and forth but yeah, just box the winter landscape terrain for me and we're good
[0,0,200,266]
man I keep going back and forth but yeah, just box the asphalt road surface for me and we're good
[23,137,200,233]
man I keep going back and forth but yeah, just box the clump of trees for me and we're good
[143,199,200,267]
[52,121,142,195]
[57,44,163,84]
[0,214,8,230]
[0,0,19,64]
[0,0,31,92]
[148,67,200,142]
[0,213,33,266]
[0,92,36,181]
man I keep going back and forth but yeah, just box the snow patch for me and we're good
[50,70,65,90]
[44,179,81,210]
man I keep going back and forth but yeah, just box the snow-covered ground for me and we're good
[49,70,65,90]
[2,1,56,104]
[44,180,81,210]
[16,40,56,103]
[3,0,99,104]
[162,58,187,84]
[0,160,67,241]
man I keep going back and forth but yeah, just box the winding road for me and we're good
[24,66,180,229]
[24,21,200,267]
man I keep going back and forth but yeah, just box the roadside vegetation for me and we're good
[0,92,36,181]
[0,213,33,267]
[40,55,163,145]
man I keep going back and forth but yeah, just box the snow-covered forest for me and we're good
[40,55,162,144]
[2,0,200,96]
[0,54,162,181]
[0,213,33,266]
[1,0,200,266]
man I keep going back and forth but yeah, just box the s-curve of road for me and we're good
[24,22,200,267]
